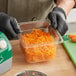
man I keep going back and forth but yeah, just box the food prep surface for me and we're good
[2,40,76,76]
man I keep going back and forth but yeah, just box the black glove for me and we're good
[48,7,68,36]
[0,12,20,40]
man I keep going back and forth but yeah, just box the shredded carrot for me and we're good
[20,29,56,63]
[68,35,76,39]
[71,37,76,42]
[68,35,76,42]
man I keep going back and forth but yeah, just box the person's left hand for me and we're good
[48,7,68,36]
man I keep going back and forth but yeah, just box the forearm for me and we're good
[56,0,75,15]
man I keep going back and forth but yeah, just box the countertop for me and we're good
[2,40,76,76]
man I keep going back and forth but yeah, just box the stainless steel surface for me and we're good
[15,70,47,76]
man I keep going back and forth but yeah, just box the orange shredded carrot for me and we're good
[68,35,76,38]
[20,29,56,63]
[71,37,76,42]
[68,35,76,42]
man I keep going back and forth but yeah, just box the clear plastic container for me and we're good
[19,20,63,63]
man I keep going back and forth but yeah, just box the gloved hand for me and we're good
[48,7,68,36]
[0,12,20,40]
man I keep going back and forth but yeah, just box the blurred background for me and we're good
[0,0,76,33]
[0,0,54,22]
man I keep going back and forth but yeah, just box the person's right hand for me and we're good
[0,12,20,40]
